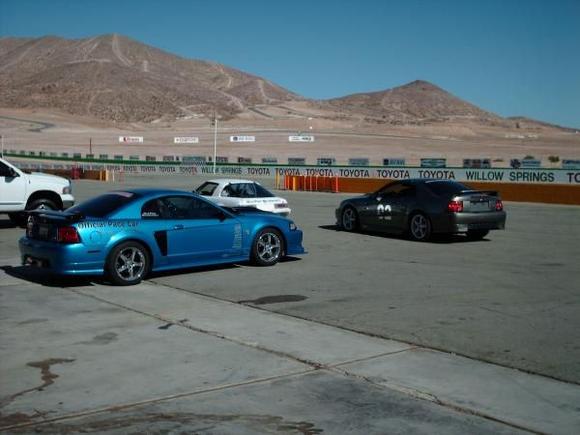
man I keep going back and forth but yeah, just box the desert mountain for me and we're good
[0,34,300,122]
[0,35,568,129]
[322,80,505,126]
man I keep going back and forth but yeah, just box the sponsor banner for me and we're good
[230,135,255,142]
[463,158,491,169]
[383,158,406,166]
[10,158,580,184]
[511,158,542,169]
[421,158,447,168]
[289,135,315,142]
[562,159,580,170]
[118,136,144,143]
[174,136,199,144]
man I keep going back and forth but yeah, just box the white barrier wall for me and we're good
[12,159,580,185]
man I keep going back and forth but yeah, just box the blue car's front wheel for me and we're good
[251,228,284,266]
[106,241,150,286]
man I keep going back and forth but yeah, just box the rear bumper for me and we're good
[434,211,507,233]
[19,237,104,275]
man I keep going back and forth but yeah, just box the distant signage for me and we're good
[289,135,315,142]
[288,157,306,165]
[182,155,206,164]
[262,157,278,164]
[317,157,336,166]
[349,158,370,166]
[118,136,144,144]
[237,157,252,164]
[420,158,446,168]
[511,158,541,169]
[230,135,255,143]
[463,158,491,169]
[562,159,580,170]
[383,158,406,166]
[174,136,199,144]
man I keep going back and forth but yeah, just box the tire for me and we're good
[27,198,58,212]
[106,241,150,286]
[341,206,359,232]
[251,228,284,266]
[466,229,489,241]
[408,213,432,242]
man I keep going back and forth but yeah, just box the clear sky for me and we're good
[1,0,579,127]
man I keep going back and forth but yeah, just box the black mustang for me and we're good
[335,179,506,241]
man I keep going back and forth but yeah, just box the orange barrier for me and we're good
[283,175,339,193]
[39,168,108,181]
[282,176,580,205]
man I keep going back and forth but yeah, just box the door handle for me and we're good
[173,224,184,230]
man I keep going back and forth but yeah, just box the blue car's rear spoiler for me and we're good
[27,209,85,223]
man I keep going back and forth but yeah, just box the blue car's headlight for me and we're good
[289,222,298,231]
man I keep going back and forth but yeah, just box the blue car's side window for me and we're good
[142,196,223,220]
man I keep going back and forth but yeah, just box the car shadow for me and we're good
[0,219,18,229]
[317,225,491,244]
[1,265,98,287]
[148,256,302,279]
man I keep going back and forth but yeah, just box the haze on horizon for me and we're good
[1,0,579,128]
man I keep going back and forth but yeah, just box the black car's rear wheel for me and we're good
[466,229,489,240]
[251,228,284,266]
[341,206,359,232]
[408,213,432,241]
[106,241,150,286]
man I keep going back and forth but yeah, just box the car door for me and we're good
[368,182,415,232]
[0,160,26,210]
[149,195,242,266]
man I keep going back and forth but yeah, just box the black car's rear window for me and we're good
[425,181,470,196]
[68,191,139,218]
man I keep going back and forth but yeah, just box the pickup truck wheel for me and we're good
[27,199,58,211]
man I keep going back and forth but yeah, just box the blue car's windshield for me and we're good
[68,191,140,218]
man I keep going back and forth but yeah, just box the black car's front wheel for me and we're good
[408,213,432,242]
[251,228,284,266]
[341,206,359,232]
[106,241,150,286]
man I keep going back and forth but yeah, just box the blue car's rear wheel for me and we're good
[106,241,150,286]
[251,228,283,266]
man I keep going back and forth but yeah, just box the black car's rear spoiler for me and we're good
[27,209,85,223]
[459,189,499,197]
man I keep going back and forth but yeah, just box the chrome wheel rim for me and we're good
[115,247,146,281]
[35,203,54,210]
[342,208,356,231]
[411,215,429,240]
[257,232,281,263]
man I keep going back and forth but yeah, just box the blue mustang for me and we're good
[19,189,305,285]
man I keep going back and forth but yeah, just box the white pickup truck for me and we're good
[0,157,75,225]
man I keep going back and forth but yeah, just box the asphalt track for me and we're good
[22,175,580,383]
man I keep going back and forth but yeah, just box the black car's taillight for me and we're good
[495,199,503,211]
[447,200,463,213]
[57,226,81,244]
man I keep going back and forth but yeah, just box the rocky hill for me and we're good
[322,80,505,126]
[0,34,300,122]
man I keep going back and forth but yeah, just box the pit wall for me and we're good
[8,156,580,205]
